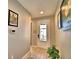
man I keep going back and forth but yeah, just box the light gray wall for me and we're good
[55,16,71,59]
[54,0,71,59]
[8,0,31,59]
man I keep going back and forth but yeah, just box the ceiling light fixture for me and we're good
[40,11,44,14]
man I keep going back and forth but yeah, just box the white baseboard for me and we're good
[21,51,31,59]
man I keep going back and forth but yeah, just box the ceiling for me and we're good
[17,0,59,18]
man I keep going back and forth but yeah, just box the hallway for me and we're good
[8,0,71,59]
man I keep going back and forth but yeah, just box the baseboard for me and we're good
[21,51,31,59]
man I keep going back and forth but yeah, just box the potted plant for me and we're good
[47,46,60,59]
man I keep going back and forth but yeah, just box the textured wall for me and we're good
[8,0,31,59]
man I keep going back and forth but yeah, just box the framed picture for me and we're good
[58,12,62,29]
[60,0,71,31]
[8,9,18,27]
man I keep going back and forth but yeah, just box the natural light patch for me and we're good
[40,24,47,41]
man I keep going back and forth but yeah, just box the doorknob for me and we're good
[38,34,39,38]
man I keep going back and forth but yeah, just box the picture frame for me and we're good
[8,9,18,27]
[58,12,62,29]
[60,0,71,31]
